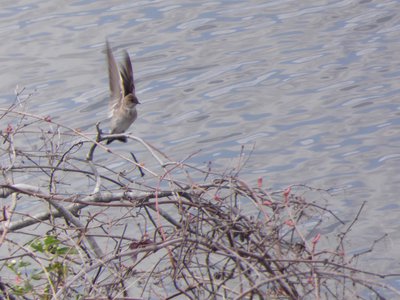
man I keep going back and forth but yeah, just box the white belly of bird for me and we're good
[111,108,137,133]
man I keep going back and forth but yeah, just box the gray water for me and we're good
[1,0,400,281]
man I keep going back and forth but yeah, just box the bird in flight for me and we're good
[105,40,140,144]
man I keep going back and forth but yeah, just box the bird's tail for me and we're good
[106,136,127,145]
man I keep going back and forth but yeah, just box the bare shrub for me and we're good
[0,91,398,299]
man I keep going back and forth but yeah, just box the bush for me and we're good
[0,92,398,299]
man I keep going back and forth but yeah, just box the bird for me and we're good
[105,40,140,145]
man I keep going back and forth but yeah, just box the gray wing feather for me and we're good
[120,51,135,96]
[106,40,122,116]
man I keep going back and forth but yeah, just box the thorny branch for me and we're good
[0,99,398,299]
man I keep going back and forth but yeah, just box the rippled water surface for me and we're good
[1,0,400,277]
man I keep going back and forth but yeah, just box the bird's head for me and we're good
[125,94,140,107]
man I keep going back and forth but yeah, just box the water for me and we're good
[0,0,400,281]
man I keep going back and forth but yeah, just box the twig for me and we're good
[130,152,145,177]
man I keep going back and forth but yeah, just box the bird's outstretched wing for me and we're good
[120,50,135,96]
[106,40,122,117]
